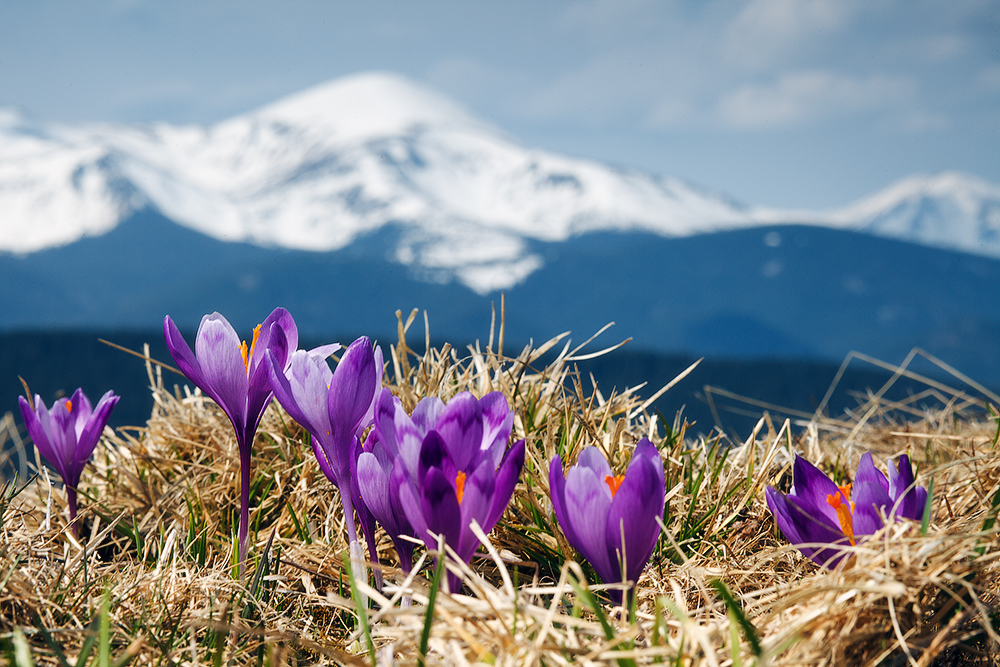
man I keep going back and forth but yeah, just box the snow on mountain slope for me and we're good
[750,172,1000,259]
[0,110,145,250]
[1,72,999,294]
[0,72,753,293]
[825,172,1000,256]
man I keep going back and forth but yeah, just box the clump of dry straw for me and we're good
[0,309,997,666]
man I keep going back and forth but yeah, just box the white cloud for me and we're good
[723,0,854,70]
[717,70,914,128]
[897,111,951,132]
[517,53,663,125]
[645,96,699,128]
[559,0,669,42]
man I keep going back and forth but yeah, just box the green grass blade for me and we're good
[98,588,111,667]
[12,627,35,667]
[32,613,71,667]
[343,550,376,666]
[921,477,934,534]
[728,610,743,667]
[285,503,312,544]
[710,579,761,657]
[418,552,446,667]
[75,611,102,667]
[567,574,637,667]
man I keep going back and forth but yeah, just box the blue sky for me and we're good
[2,0,997,208]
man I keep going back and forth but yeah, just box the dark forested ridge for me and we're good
[3,211,999,392]
[1,330,978,447]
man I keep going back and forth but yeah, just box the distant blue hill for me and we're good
[0,329,964,478]
[1,209,998,389]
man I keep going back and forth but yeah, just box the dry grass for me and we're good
[0,308,998,666]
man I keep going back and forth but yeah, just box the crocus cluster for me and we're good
[266,335,383,577]
[359,389,525,592]
[18,388,120,537]
[164,307,338,569]
[765,453,927,567]
[549,439,666,604]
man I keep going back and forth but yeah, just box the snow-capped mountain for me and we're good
[1,71,999,294]
[754,171,1000,258]
[0,72,754,293]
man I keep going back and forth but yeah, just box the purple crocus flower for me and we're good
[164,307,305,570]
[365,391,524,591]
[18,388,119,537]
[765,453,927,567]
[356,389,450,573]
[265,336,382,575]
[549,439,666,604]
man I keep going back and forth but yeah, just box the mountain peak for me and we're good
[2,71,999,289]
[251,71,485,138]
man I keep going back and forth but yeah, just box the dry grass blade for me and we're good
[0,319,997,665]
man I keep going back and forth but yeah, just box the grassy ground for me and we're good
[1,309,998,665]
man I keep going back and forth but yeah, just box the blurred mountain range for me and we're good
[1,71,998,405]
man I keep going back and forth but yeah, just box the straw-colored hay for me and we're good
[0,310,997,665]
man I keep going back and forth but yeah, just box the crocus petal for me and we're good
[889,455,922,521]
[479,391,514,468]
[253,307,298,372]
[418,431,458,489]
[433,393,484,471]
[358,451,401,537]
[855,453,890,498]
[563,464,616,584]
[457,458,496,561]
[787,456,842,528]
[19,396,64,480]
[605,439,665,584]
[69,388,94,438]
[266,350,333,442]
[549,456,583,549]
[350,435,378,561]
[911,485,928,523]
[328,337,377,443]
[420,467,464,550]
[765,486,815,558]
[52,399,81,481]
[194,313,249,432]
[308,343,341,360]
[411,396,445,435]
[309,433,337,484]
[485,438,525,530]
[163,316,213,401]
[74,390,120,476]
[851,476,894,537]
[577,446,614,486]
[389,464,418,569]
[246,322,286,433]
[373,389,403,457]
[783,495,853,566]
[398,473,429,539]
[357,345,384,432]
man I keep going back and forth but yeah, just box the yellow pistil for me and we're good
[604,474,626,497]
[240,324,263,374]
[825,483,856,545]
[455,471,467,504]
[65,400,72,413]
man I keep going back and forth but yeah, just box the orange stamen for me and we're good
[241,324,263,374]
[605,474,626,497]
[455,471,467,504]
[826,483,856,546]
[65,400,72,413]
